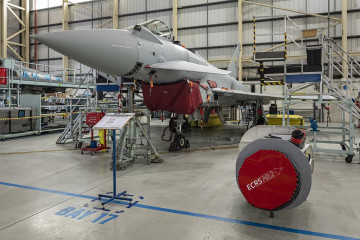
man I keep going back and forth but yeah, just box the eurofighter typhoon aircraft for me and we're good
[31,20,314,149]
[32,20,332,213]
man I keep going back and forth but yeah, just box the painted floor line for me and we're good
[0,182,358,240]
[0,148,78,156]
[159,145,239,154]
[0,145,238,156]
[0,146,238,156]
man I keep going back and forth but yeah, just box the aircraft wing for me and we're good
[291,95,337,100]
[212,88,284,101]
[148,61,231,75]
[212,88,337,101]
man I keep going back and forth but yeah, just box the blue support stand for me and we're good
[310,118,319,132]
[98,130,133,208]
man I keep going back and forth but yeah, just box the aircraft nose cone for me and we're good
[32,30,139,76]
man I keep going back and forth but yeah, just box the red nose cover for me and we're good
[238,150,298,211]
[142,81,203,115]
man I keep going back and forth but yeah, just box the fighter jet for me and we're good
[31,20,332,150]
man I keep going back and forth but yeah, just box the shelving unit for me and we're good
[0,87,20,107]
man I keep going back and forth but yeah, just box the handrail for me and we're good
[68,71,95,116]
[286,15,301,31]
[324,38,360,69]
[324,44,360,83]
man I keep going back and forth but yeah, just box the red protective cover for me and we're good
[142,81,203,114]
[0,68,7,85]
[238,150,298,211]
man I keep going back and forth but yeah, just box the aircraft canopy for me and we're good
[137,20,172,40]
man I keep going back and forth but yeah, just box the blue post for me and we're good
[113,130,116,196]
[97,128,132,208]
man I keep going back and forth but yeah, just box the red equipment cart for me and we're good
[81,112,111,155]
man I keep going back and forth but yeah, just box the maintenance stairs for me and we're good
[322,38,360,120]
[252,15,360,161]
[56,71,122,144]
[253,15,360,121]
[56,74,97,144]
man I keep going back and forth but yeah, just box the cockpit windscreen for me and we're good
[137,20,172,40]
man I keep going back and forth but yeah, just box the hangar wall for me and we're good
[23,0,360,121]
[27,0,360,76]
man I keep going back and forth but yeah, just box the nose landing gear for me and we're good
[169,133,190,151]
[165,115,190,152]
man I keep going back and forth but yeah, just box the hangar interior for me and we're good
[0,0,360,239]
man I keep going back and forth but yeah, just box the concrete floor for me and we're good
[0,120,359,240]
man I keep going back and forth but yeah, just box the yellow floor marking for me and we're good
[0,145,238,156]
[159,145,238,154]
[0,148,78,156]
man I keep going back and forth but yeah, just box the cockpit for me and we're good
[133,20,172,40]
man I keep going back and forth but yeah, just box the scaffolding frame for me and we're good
[0,0,29,64]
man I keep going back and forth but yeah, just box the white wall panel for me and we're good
[48,25,62,33]
[35,44,48,59]
[208,0,232,3]
[307,0,358,13]
[243,1,272,20]
[178,0,206,6]
[147,0,171,11]
[208,46,236,60]
[349,0,359,9]
[330,0,342,11]
[49,48,62,59]
[178,28,207,48]
[349,39,360,54]
[32,10,48,26]
[244,21,272,44]
[48,0,62,9]
[208,25,237,46]
[71,21,93,30]
[195,49,207,59]
[208,3,237,25]
[147,11,172,26]
[178,7,207,28]
[119,15,147,29]
[242,46,253,58]
[119,0,146,14]
[31,0,48,10]
[348,12,360,36]
[70,5,91,22]
[69,59,92,73]
[48,8,62,24]
[46,60,62,70]
[92,1,105,19]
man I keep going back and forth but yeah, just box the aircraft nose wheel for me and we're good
[175,134,186,149]
[169,134,190,151]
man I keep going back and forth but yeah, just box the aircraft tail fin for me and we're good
[227,44,241,80]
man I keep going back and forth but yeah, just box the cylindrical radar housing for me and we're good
[236,138,312,211]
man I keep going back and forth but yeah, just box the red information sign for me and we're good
[0,68,7,85]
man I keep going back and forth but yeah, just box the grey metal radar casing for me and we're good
[34,30,139,76]
[236,138,312,210]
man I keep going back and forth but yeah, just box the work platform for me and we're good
[1,58,92,89]
[0,58,96,140]
[252,15,360,163]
